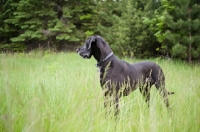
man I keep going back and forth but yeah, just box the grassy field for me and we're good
[0,52,200,132]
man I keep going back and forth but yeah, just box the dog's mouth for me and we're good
[82,54,90,59]
[76,48,92,59]
[78,53,91,59]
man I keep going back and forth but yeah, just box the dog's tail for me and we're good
[168,91,174,95]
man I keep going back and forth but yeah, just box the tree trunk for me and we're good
[188,41,192,63]
[188,8,192,63]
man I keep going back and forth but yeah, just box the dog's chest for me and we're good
[98,66,114,86]
[99,67,104,85]
[99,66,111,87]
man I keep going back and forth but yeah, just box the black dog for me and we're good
[76,35,174,114]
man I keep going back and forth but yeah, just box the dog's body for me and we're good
[77,35,174,114]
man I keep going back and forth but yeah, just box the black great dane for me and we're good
[76,35,174,115]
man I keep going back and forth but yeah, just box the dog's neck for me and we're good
[100,50,112,62]
[96,52,113,67]
[99,41,112,61]
[94,44,113,67]
[92,42,112,62]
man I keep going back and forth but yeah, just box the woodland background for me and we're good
[1,0,200,62]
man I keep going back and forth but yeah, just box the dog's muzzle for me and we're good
[76,48,91,59]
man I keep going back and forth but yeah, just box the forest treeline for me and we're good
[0,0,200,62]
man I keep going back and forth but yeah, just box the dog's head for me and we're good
[76,36,100,59]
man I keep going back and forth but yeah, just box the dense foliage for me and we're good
[0,0,200,62]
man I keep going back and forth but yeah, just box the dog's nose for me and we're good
[76,48,79,52]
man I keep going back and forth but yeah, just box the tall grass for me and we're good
[0,52,200,132]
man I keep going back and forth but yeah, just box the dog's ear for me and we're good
[95,36,105,48]
[87,36,96,49]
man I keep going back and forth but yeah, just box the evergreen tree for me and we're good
[109,0,133,56]
[129,0,158,58]
[3,0,80,51]
[95,0,122,48]
[164,0,200,62]
[0,0,22,51]
[1,0,199,62]
[96,0,156,58]
[62,0,97,39]
[1,0,95,51]
[143,0,175,57]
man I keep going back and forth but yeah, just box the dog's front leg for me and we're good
[103,91,120,117]
[113,96,120,116]
[103,90,113,118]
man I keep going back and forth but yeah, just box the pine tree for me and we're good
[143,0,175,57]
[0,0,22,51]
[62,0,97,39]
[95,0,122,47]
[164,0,200,62]
[129,0,157,58]
[2,0,91,51]
[95,0,156,58]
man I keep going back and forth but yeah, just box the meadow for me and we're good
[0,52,200,132]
